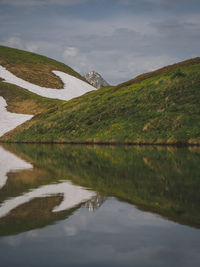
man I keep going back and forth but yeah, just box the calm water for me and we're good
[0,144,200,267]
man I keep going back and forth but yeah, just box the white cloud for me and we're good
[2,36,23,49]
[64,225,77,236]
[62,47,93,74]
[63,47,78,57]
[3,236,23,247]
[1,36,39,53]
[25,43,39,52]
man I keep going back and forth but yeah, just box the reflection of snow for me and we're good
[0,97,33,137]
[0,65,95,101]
[0,146,96,218]
[0,146,32,189]
[0,181,95,218]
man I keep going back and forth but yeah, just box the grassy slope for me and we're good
[2,57,200,144]
[0,46,86,131]
[0,45,86,88]
[0,82,64,115]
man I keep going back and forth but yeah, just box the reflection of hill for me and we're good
[0,146,32,190]
[0,181,95,218]
[3,144,200,228]
[0,168,53,204]
[0,144,96,236]
[0,195,79,236]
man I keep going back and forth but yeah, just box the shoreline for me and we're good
[1,140,200,147]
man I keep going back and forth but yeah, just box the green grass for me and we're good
[0,82,64,115]
[2,57,200,144]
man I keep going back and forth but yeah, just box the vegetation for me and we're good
[2,57,200,144]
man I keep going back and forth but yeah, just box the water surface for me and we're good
[0,144,199,266]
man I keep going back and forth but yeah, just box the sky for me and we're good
[0,0,200,84]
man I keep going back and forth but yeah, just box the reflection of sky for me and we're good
[1,0,200,84]
[0,198,200,267]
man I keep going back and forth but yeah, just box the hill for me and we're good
[0,46,200,145]
[0,46,95,136]
[0,45,86,88]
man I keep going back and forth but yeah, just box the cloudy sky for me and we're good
[0,0,200,84]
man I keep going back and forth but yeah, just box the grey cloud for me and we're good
[1,0,200,84]
[120,0,200,10]
[1,19,195,85]
[68,28,150,55]
[120,0,180,6]
[0,0,88,6]
[152,19,200,37]
[151,19,200,52]
[121,0,190,6]
[59,27,181,84]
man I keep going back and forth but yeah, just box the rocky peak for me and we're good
[85,71,110,89]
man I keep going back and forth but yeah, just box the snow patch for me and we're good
[0,96,33,137]
[0,65,96,101]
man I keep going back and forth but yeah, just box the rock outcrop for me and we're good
[85,71,109,89]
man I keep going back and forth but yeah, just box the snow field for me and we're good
[0,96,33,137]
[0,65,96,101]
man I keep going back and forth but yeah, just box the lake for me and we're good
[0,144,200,267]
